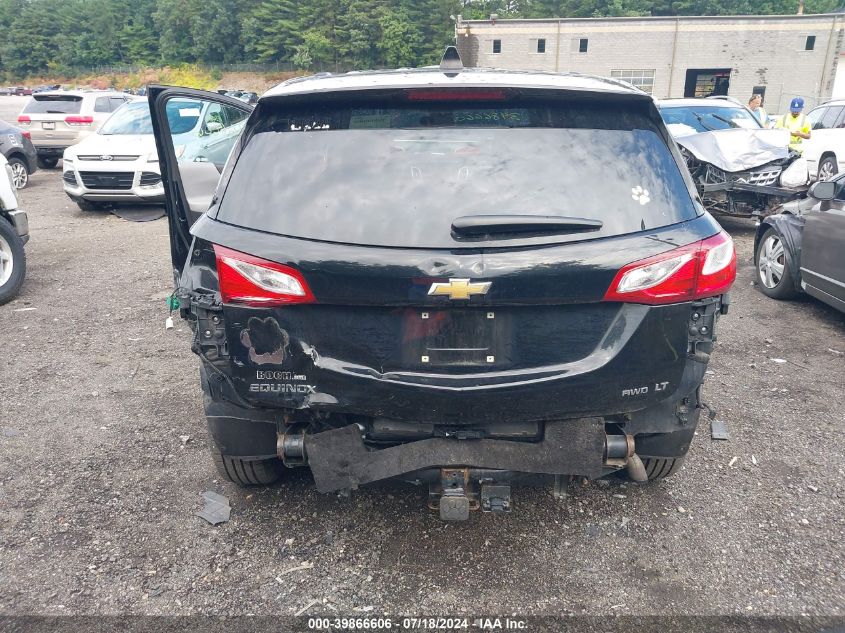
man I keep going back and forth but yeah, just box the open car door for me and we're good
[148,85,253,281]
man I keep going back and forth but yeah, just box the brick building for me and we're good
[454,13,844,113]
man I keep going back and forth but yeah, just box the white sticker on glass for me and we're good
[631,185,651,205]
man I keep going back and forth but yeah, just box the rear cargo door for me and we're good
[19,93,85,143]
[195,90,720,421]
[148,86,252,281]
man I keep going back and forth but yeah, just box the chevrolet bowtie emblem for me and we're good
[428,278,491,300]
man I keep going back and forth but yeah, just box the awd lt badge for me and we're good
[428,278,491,300]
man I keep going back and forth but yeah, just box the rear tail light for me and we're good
[21,131,31,139]
[603,231,736,305]
[213,245,315,307]
[65,115,94,126]
[17,115,30,126]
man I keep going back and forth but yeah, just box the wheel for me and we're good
[818,155,838,181]
[755,228,798,299]
[36,157,59,169]
[75,199,109,212]
[7,157,28,189]
[641,457,685,480]
[0,215,26,305]
[212,452,282,486]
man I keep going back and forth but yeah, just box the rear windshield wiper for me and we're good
[452,214,603,238]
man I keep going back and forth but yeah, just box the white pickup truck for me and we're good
[0,153,28,304]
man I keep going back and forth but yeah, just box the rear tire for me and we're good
[641,456,685,480]
[0,216,26,305]
[212,452,282,486]
[36,157,58,169]
[755,228,798,299]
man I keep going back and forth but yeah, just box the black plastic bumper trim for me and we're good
[305,418,605,493]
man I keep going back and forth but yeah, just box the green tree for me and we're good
[293,28,333,69]
[191,0,244,63]
[243,0,300,62]
[120,0,160,65]
[378,6,424,67]
[68,0,129,67]
[336,0,386,68]
[154,0,196,63]
[1,0,61,76]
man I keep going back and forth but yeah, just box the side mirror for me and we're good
[809,180,838,201]
[205,120,223,133]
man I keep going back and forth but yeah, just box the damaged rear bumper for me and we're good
[295,418,607,493]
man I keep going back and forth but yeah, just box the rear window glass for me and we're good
[23,95,82,114]
[217,98,698,248]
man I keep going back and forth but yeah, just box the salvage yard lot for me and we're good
[1,169,844,616]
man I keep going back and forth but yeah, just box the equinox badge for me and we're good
[428,278,491,300]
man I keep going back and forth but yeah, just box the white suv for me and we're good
[802,100,845,181]
[17,90,135,169]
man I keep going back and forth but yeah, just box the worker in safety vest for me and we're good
[776,97,811,152]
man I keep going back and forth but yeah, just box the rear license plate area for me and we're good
[41,122,55,130]
[402,309,510,367]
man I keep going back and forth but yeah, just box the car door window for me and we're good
[94,96,111,113]
[187,102,249,167]
[157,94,251,220]
[806,107,825,129]
[109,97,127,112]
[818,106,843,130]
[226,107,249,126]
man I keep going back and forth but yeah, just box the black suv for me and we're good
[149,50,736,520]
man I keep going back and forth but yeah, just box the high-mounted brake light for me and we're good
[406,89,507,101]
[17,115,30,125]
[65,115,94,126]
[603,231,736,305]
[213,245,315,307]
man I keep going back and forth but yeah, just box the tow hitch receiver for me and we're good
[430,469,476,521]
[428,469,511,521]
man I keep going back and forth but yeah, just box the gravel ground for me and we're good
[1,115,844,620]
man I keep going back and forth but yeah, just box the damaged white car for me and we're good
[659,99,808,219]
